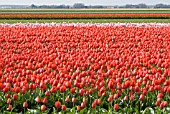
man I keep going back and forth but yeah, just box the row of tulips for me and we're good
[0,13,170,19]
[0,23,170,113]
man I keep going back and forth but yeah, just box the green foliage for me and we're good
[0,9,170,13]
[1,19,170,24]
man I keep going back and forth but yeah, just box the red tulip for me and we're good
[139,94,144,101]
[72,98,76,103]
[41,105,46,111]
[23,102,28,108]
[7,98,11,104]
[15,87,20,93]
[77,105,81,111]
[13,94,18,100]
[45,91,50,96]
[160,102,164,109]
[60,85,66,93]
[70,88,75,94]
[6,94,10,98]
[83,98,87,104]
[35,97,41,103]
[97,98,102,104]
[123,96,128,101]
[61,105,66,111]
[81,102,86,108]
[92,102,96,108]
[163,101,168,107]
[55,101,61,108]
[114,104,119,110]
[7,104,12,111]
[130,95,134,101]
[42,97,48,104]
[65,96,70,102]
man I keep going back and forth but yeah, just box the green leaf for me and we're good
[64,108,72,114]
[99,108,108,114]
[0,102,3,107]
[65,112,75,114]
[142,107,154,114]
[134,107,140,114]
[100,108,108,113]
[26,109,41,114]
[79,108,87,114]
[166,107,170,111]
[44,109,50,114]
[52,107,57,114]
[165,107,170,113]
[128,106,133,114]
[3,111,11,114]
[65,108,76,114]
[135,100,140,105]
[71,107,76,113]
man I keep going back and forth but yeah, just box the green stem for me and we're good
[10,107,13,114]
[63,93,65,103]
[95,107,96,114]
[139,101,141,112]
[56,108,58,113]
[24,108,25,114]
[73,102,74,108]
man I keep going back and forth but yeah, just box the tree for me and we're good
[137,3,147,8]
[30,4,37,8]
[154,4,169,8]
[73,3,85,8]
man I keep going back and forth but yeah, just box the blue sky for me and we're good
[0,0,169,5]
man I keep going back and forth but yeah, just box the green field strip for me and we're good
[0,9,170,14]
[1,19,170,24]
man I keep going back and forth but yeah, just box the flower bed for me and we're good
[0,13,170,19]
[0,23,170,113]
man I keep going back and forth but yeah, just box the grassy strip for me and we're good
[1,9,170,13]
[1,19,170,24]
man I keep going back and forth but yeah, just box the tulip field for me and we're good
[1,13,170,19]
[0,9,170,23]
[0,23,170,113]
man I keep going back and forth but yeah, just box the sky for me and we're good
[0,0,170,5]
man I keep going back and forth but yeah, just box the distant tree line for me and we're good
[23,3,170,9]
[120,3,170,8]
[30,3,106,9]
